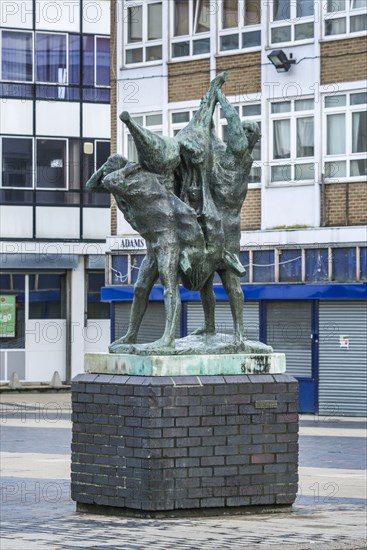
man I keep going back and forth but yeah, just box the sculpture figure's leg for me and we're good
[219,270,245,344]
[190,274,216,336]
[110,251,158,348]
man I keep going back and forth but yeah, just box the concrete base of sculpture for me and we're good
[71,364,298,516]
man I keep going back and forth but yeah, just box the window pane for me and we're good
[295,22,314,40]
[193,38,210,54]
[172,112,190,123]
[36,33,67,83]
[295,163,314,180]
[242,30,261,47]
[350,159,367,177]
[271,165,291,182]
[87,272,109,319]
[279,250,302,282]
[327,0,345,12]
[2,138,33,188]
[174,0,189,36]
[325,160,346,178]
[146,45,162,61]
[296,0,314,17]
[327,114,346,154]
[273,119,290,159]
[82,35,94,84]
[96,141,110,171]
[352,112,367,153]
[352,0,367,8]
[325,17,346,35]
[148,3,162,40]
[243,104,261,116]
[297,117,314,157]
[223,0,238,28]
[271,26,291,43]
[351,92,367,105]
[272,101,291,113]
[128,5,142,42]
[360,247,367,281]
[325,94,346,108]
[305,249,329,282]
[248,163,261,184]
[128,135,139,162]
[253,251,275,283]
[172,41,190,57]
[273,0,290,21]
[69,139,80,190]
[2,31,32,82]
[332,248,356,282]
[29,273,66,319]
[295,98,314,111]
[111,256,129,284]
[194,0,211,33]
[245,0,261,25]
[146,114,163,126]
[130,254,145,284]
[96,37,110,86]
[252,122,261,160]
[36,140,67,189]
[220,34,239,51]
[350,14,367,32]
[69,34,80,85]
[126,48,143,64]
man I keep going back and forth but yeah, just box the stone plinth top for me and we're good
[85,352,286,377]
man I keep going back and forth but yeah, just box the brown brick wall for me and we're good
[216,52,261,98]
[323,183,367,226]
[240,188,261,230]
[110,0,117,235]
[321,36,367,85]
[168,59,211,102]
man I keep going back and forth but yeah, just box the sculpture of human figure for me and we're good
[192,90,260,343]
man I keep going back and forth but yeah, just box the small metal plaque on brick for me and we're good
[255,400,278,409]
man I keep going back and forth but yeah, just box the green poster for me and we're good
[0,295,16,338]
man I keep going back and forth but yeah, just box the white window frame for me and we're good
[323,0,367,39]
[218,0,261,54]
[0,136,34,189]
[123,0,163,67]
[270,97,315,185]
[0,29,34,83]
[323,90,367,182]
[36,137,69,191]
[170,0,211,60]
[170,108,198,136]
[123,113,163,161]
[269,0,315,46]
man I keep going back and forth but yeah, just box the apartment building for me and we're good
[0,1,111,383]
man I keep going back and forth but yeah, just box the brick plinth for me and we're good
[71,374,298,515]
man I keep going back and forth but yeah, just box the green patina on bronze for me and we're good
[86,73,269,355]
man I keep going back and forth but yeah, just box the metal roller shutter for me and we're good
[319,301,367,417]
[114,302,180,343]
[187,301,260,340]
[266,302,312,378]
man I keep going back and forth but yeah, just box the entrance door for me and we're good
[266,301,317,413]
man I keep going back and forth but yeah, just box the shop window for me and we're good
[29,274,66,319]
[124,1,162,64]
[332,248,356,282]
[130,254,146,284]
[239,251,250,283]
[1,30,33,82]
[324,92,367,180]
[36,33,67,84]
[252,250,275,282]
[271,98,314,184]
[325,0,367,37]
[360,247,367,280]
[305,249,329,282]
[271,0,314,44]
[36,139,67,189]
[220,0,261,52]
[279,249,302,282]
[1,138,33,188]
[87,272,110,319]
[171,0,211,58]
[111,256,129,285]
[0,274,26,349]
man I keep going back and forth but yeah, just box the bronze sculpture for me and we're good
[87,73,266,354]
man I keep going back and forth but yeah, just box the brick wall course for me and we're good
[241,188,261,230]
[321,36,367,84]
[323,183,367,226]
[168,60,211,103]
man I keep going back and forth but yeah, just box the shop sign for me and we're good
[0,295,16,338]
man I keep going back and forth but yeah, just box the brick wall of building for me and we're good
[240,189,261,230]
[321,36,367,85]
[168,60,211,102]
[216,53,261,97]
[323,183,367,226]
[71,373,298,514]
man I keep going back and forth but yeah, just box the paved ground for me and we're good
[0,392,366,549]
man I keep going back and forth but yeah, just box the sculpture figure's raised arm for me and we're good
[217,90,248,158]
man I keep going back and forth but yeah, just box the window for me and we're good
[305,249,329,282]
[36,33,67,84]
[219,0,261,52]
[130,254,145,284]
[332,248,356,282]
[324,92,367,180]
[87,272,110,319]
[325,0,367,37]
[1,31,33,82]
[220,103,262,184]
[29,273,66,319]
[252,250,275,282]
[1,138,33,188]
[125,113,163,162]
[36,139,67,189]
[171,109,197,136]
[83,35,110,86]
[278,249,302,282]
[271,98,315,183]
[271,0,314,44]
[171,0,211,58]
[124,1,162,64]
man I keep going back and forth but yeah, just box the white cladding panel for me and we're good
[0,100,33,135]
[82,0,110,34]
[319,301,367,417]
[36,101,80,137]
[26,319,66,382]
[263,185,316,229]
[84,320,110,353]
[83,208,110,240]
[117,210,139,236]
[35,0,80,32]
[118,74,165,113]
[0,206,33,238]
[36,207,80,238]
[1,0,33,28]
[83,103,110,139]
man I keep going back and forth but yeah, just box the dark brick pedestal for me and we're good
[71,374,298,516]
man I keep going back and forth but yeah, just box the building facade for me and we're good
[106,0,367,416]
[0,0,112,383]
